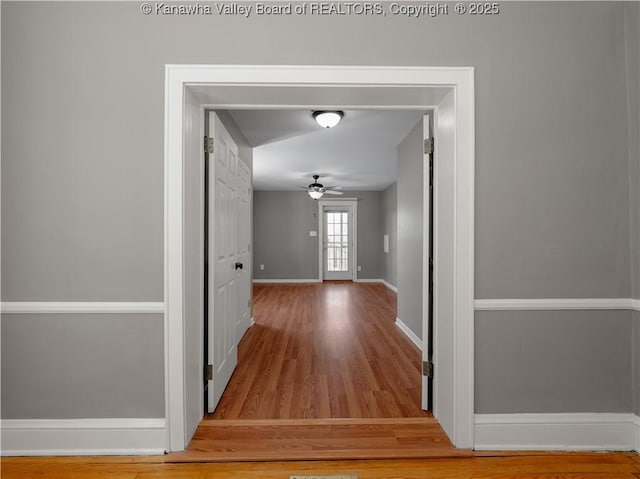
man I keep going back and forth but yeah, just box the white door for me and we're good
[422,114,433,411]
[323,207,354,280]
[235,159,252,342]
[207,112,242,413]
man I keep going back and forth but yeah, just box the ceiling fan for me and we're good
[300,175,343,199]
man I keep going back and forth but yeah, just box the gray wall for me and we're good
[397,121,423,337]
[1,314,165,418]
[253,190,383,280]
[381,182,398,288]
[352,191,383,279]
[1,1,638,420]
[253,191,319,280]
[475,310,632,413]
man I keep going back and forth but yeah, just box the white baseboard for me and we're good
[395,318,422,350]
[381,279,398,293]
[354,278,398,293]
[252,279,321,284]
[474,413,639,452]
[0,418,166,456]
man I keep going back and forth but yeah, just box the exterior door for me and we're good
[207,112,241,413]
[323,207,354,280]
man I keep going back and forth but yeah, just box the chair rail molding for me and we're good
[474,298,640,312]
[0,302,165,314]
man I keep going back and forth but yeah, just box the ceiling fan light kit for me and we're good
[303,174,344,200]
[313,110,344,129]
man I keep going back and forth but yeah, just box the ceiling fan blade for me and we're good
[323,190,343,195]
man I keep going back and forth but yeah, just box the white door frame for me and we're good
[318,199,358,282]
[164,65,475,451]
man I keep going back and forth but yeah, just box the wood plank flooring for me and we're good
[3,452,640,478]
[211,281,427,420]
[173,418,466,462]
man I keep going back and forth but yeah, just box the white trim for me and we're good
[395,318,422,350]
[252,279,322,284]
[166,65,475,450]
[1,418,166,456]
[354,278,398,293]
[381,279,398,293]
[634,415,640,453]
[474,298,639,311]
[474,413,638,451]
[0,302,165,314]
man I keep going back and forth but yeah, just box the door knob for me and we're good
[235,262,243,270]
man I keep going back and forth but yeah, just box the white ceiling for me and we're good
[228,109,427,191]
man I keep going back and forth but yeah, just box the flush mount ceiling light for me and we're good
[313,110,344,129]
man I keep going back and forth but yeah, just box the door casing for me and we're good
[165,65,475,451]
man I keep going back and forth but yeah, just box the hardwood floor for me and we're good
[174,418,466,462]
[4,452,640,478]
[211,281,427,420]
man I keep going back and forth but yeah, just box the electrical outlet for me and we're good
[357,266,362,271]
[260,264,264,270]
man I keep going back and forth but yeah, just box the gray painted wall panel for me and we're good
[350,191,383,279]
[1,314,165,419]
[475,310,633,414]
[253,191,383,280]
[253,191,319,280]
[397,121,423,338]
[2,1,632,300]
[381,182,398,287]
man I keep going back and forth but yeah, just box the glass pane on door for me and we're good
[326,211,349,271]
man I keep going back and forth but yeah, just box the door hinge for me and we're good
[247,299,251,308]
[424,138,434,155]
[204,136,214,154]
[422,360,434,378]
[205,364,213,381]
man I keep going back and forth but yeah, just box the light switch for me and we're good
[310,231,317,237]
[384,234,389,253]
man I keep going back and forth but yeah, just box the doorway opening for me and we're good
[204,109,434,424]
[165,65,475,452]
